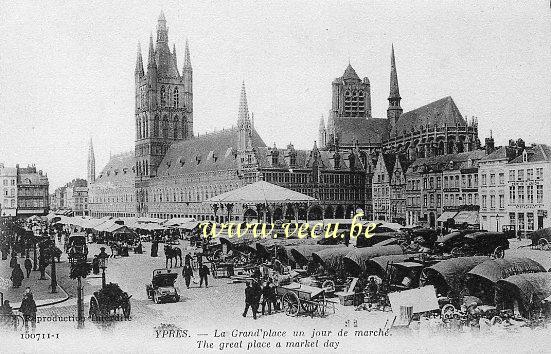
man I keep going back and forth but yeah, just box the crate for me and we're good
[335,292,364,306]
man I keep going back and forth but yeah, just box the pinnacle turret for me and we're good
[135,42,144,77]
[147,35,156,69]
[184,39,192,69]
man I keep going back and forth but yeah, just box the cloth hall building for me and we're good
[89,13,484,223]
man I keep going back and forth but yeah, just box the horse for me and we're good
[164,245,182,268]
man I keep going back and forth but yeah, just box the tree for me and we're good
[70,260,92,329]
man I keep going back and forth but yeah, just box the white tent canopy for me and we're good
[206,180,316,204]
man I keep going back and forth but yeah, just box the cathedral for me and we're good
[88,13,481,222]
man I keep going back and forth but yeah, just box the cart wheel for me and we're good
[282,292,300,317]
[538,238,549,251]
[321,280,335,293]
[493,246,505,259]
[154,293,162,304]
[441,304,455,323]
[122,301,131,319]
[89,297,99,319]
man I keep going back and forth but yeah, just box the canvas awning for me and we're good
[453,210,479,225]
[206,180,316,204]
[436,211,458,223]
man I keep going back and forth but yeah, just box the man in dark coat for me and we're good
[182,264,194,289]
[243,282,257,319]
[151,240,159,257]
[261,281,277,315]
[24,258,32,278]
[198,263,210,288]
[9,254,17,268]
[20,288,37,332]
[10,263,24,288]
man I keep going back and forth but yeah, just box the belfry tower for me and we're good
[134,12,194,215]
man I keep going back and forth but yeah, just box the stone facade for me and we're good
[405,150,486,227]
[16,164,49,217]
[0,164,18,217]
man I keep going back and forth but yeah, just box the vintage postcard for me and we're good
[0,1,550,353]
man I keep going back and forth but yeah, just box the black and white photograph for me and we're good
[0,1,550,353]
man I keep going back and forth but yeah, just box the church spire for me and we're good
[387,44,403,128]
[87,137,96,184]
[135,42,144,77]
[389,44,401,100]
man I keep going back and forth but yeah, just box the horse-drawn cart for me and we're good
[276,283,334,317]
[89,283,131,319]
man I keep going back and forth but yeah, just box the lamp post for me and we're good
[98,247,109,289]
[495,214,502,233]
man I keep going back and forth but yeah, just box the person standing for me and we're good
[242,282,257,319]
[198,263,210,288]
[261,281,277,315]
[182,264,193,289]
[9,254,17,268]
[20,288,37,333]
[151,240,159,257]
[24,258,32,278]
[10,263,24,288]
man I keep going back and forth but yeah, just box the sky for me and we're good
[0,1,550,190]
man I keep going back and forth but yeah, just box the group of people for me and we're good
[181,259,210,288]
[243,279,278,320]
[0,287,37,332]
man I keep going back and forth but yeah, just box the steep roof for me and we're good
[206,180,316,203]
[479,146,508,162]
[93,151,135,187]
[156,127,266,176]
[342,64,360,81]
[334,117,389,145]
[391,96,466,137]
[509,144,551,164]
[407,149,487,173]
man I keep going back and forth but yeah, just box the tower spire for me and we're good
[135,42,144,77]
[389,43,401,100]
[87,137,96,184]
[387,44,403,128]
[157,11,168,43]
[238,81,249,125]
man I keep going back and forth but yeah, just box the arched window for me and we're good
[174,116,179,139]
[162,116,168,138]
[137,119,142,139]
[153,115,159,137]
[160,86,167,107]
[182,117,188,139]
[173,87,179,107]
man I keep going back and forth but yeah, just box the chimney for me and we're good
[484,131,495,155]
